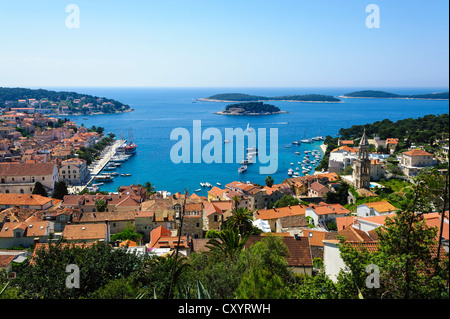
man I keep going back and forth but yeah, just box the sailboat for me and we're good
[312,125,325,141]
[246,123,254,132]
[124,128,137,154]
[300,128,313,143]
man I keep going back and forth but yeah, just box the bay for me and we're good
[46,87,449,196]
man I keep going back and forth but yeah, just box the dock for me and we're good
[67,139,126,194]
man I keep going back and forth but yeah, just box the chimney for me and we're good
[105,219,110,242]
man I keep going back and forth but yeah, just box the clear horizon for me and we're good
[1,0,448,88]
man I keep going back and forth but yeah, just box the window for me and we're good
[73,170,76,173]
[213,215,218,222]
[62,170,66,174]
[20,189,24,194]
[42,177,45,180]
[196,223,200,228]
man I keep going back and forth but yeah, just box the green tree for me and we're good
[273,194,300,208]
[52,181,68,200]
[205,229,249,260]
[95,199,108,212]
[110,222,143,243]
[226,207,254,235]
[265,175,274,187]
[32,181,48,197]
[13,242,144,299]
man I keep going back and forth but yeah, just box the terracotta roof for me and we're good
[0,194,54,207]
[338,227,375,242]
[343,241,448,262]
[62,223,107,241]
[149,226,172,248]
[0,254,17,268]
[336,216,358,231]
[0,162,56,176]
[278,214,308,228]
[71,211,136,223]
[331,146,358,153]
[0,221,51,238]
[302,230,338,246]
[256,205,307,220]
[403,149,433,156]
[307,203,350,216]
[362,201,398,213]
[245,235,313,267]
[309,182,329,193]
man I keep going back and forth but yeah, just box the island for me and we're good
[0,87,133,115]
[199,93,341,103]
[215,102,288,115]
[339,90,449,100]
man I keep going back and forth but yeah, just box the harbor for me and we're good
[67,139,128,194]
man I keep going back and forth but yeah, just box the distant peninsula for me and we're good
[215,102,288,116]
[199,93,341,103]
[339,90,449,100]
[0,87,133,115]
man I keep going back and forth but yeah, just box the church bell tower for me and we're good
[353,129,371,189]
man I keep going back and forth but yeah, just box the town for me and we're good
[0,100,448,299]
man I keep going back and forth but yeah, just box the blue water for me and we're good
[46,87,449,196]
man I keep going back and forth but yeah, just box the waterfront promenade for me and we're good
[67,139,126,194]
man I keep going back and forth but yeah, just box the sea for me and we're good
[45,87,449,196]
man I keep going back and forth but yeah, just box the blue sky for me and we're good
[0,0,448,88]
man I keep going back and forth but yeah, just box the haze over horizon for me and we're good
[1,0,448,88]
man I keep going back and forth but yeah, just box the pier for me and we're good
[67,139,126,194]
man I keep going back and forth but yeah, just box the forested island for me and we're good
[216,102,287,115]
[0,87,132,115]
[339,90,449,100]
[199,93,341,103]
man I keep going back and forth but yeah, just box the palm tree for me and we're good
[232,195,241,211]
[205,229,249,259]
[227,207,253,235]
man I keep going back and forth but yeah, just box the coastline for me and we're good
[215,111,289,116]
[339,95,448,101]
[52,108,134,117]
[198,98,342,103]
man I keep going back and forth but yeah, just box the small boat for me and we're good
[284,145,291,148]
[92,183,104,187]
[294,151,300,155]
[224,139,231,143]
[205,182,212,187]
[294,172,300,176]
[292,141,301,145]
[195,189,201,192]
[83,117,88,120]
[110,172,119,176]
[200,182,206,187]
[238,165,247,173]
[103,166,116,171]
[290,163,294,165]
[296,167,299,171]
[192,98,197,103]
[121,173,131,177]
[216,183,221,186]
[113,163,121,167]
[94,175,113,182]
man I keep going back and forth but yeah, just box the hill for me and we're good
[0,87,132,114]
[216,102,287,115]
[199,93,341,102]
[340,90,449,100]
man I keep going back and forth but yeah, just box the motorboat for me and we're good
[205,182,212,187]
[121,173,131,177]
[238,165,247,173]
[200,182,206,187]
